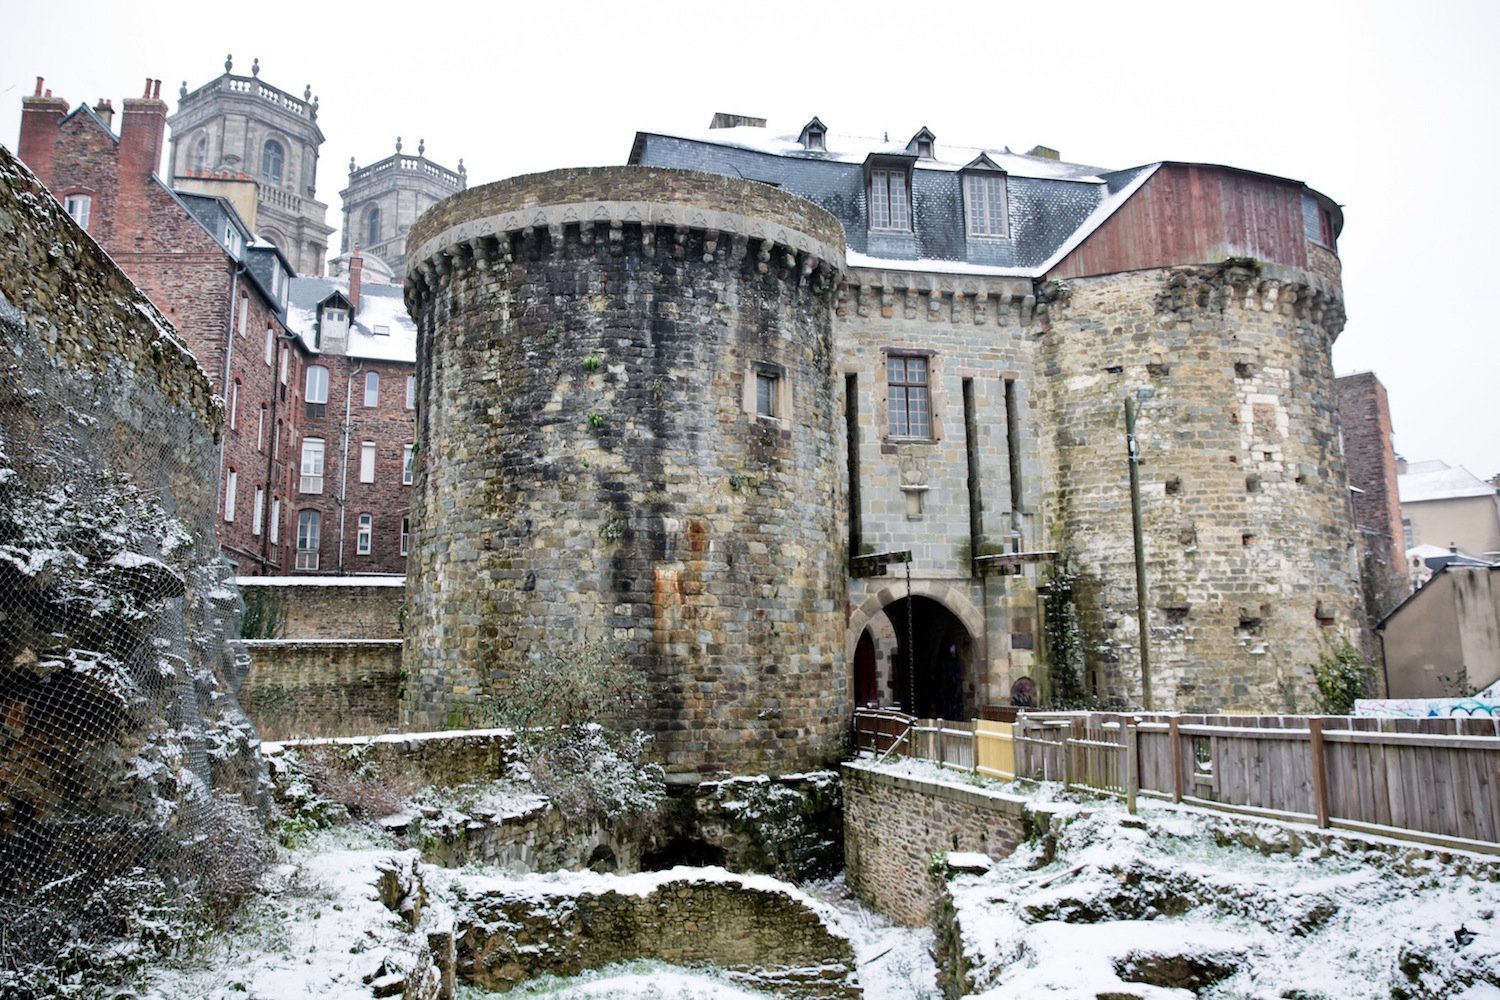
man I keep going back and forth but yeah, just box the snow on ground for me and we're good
[144,827,426,999]
[945,801,1500,998]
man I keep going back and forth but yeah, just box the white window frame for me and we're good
[280,346,291,386]
[356,513,373,556]
[869,168,910,231]
[223,469,238,522]
[257,405,266,452]
[295,510,320,570]
[406,375,417,409]
[400,516,410,556]
[305,365,329,418]
[63,194,91,230]
[403,444,415,486]
[359,441,376,483]
[300,438,325,494]
[270,497,281,544]
[964,172,1009,238]
[364,371,380,407]
[238,295,249,338]
[252,486,265,536]
[264,327,275,366]
[229,381,239,430]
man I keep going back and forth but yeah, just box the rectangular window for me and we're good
[964,173,1008,237]
[252,486,265,536]
[364,371,380,407]
[887,355,931,438]
[305,365,328,419]
[400,516,410,556]
[257,405,266,452]
[296,510,320,570]
[756,372,778,418]
[229,381,239,430]
[403,444,414,486]
[360,442,376,483]
[406,375,416,409]
[223,469,238,522]
[870,169,910,231]
[238,295,249,338]
[280,347,291,386]
[300,438,325,494]
[64,194,91,230]
[356,513,373,555]
[270,497,281,544]
[264,327,275,366]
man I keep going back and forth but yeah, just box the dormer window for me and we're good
[373,324,390,336]
[907,127,936,160]
[798,116,827,152]
[866,158,913,232]
[961,154,1009,238]
[223,221,242,256]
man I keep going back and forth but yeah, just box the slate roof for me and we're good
[628,122,1149,275]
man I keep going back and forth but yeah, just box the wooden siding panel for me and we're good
[1050,164,1312,280]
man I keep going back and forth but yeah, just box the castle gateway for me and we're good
[404,121,1361,777]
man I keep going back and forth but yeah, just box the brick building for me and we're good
[1335,372,1409,623]
[15,76,416,578]
[283,253,417,576]
[16,76,300,574]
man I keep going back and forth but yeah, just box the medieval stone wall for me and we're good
[1037,262,1363,710]
[0,145,262,954]
[239,639,402,739]
[403,167,848,778]
[842,762,1032,926]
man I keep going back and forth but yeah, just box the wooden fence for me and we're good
[851,708,1500,854]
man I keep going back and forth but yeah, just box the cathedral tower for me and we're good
[340,137,465,274]
[167,55,334,276]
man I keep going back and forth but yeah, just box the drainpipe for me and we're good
[216,264,243,565]
[337,360,362,574]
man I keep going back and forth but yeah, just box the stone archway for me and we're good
[849,587,982,720]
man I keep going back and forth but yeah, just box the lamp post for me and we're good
[1125,396,1154,710]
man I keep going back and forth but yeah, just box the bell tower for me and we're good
[166,55,334,276]
[340,136,466,275]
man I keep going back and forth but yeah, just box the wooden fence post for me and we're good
[1169,715,1183,803]
[1308,716,1330,829]
[1124,719,1139,815]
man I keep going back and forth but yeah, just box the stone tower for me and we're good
[402,167,849,779]
[166,55,334,276]
[340,137,466,274]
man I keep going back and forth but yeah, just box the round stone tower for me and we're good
[403,167,848,778]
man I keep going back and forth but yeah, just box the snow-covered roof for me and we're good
[640,120,1113,181]
[286,276,416,364]
[1398,460,1497,503]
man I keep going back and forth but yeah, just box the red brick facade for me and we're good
[1336,371,1410,620]
[16,76,415,577]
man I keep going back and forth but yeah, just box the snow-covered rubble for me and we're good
[940,805,1500,998]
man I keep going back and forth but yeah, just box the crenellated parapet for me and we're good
[835,268,1038,328]
[405,166,845,312]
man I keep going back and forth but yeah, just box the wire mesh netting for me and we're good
[1,149,268,994]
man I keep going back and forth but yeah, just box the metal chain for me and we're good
[905,556,914,716]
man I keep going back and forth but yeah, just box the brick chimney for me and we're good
[17,77,70,186]
[119,78,167,185]
[348,247,363,315]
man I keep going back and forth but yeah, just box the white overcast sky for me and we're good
[3,0,1497,480]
